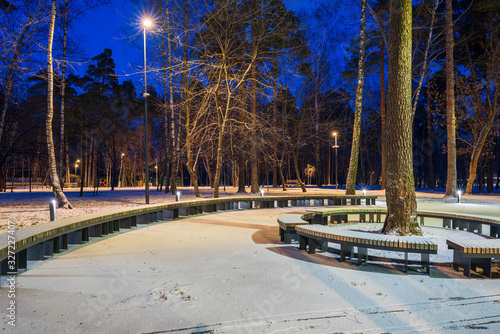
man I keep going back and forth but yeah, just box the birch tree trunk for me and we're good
[345,0,367,195]
[46,0,72,208]
[59,0,69,189]
[444,0,457,198]
[426,69,435,190]
[382,0,418,235]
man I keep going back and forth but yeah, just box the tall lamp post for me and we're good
[332,132,339,189]
[119,153,124,188]
[143,19,152,204]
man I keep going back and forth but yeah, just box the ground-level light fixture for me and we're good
[49,200,57,221]
[457,190,462,204]
[176,191,181,202]
[260,190,264,197]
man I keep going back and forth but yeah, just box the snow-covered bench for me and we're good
[296,225,438,274]
[446,238,500,278]
[277,212,314,244]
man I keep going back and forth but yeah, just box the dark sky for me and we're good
[73,0,339,85]
[76,0,142,80]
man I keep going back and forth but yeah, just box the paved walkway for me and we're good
[2,201,500,333]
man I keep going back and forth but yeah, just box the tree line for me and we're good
[0,0,499,233]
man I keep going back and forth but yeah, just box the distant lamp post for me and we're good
[75,163,79,182]
[119,153,125,188]
[143,18,152,204]
[155,165,158,187]
[332,132,339,189]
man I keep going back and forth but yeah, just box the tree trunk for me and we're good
[292,149,306,192]
[46,0,71,209]
[249,1,259,195]
[466,127,491,194]
[380,40,387,190]
[426,69,435,190]
[382,0,418,235]
[345,0,367,195]
[237,153,246,193]
[444,0,457,198]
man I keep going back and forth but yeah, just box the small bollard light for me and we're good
[49,200,57,221]
[175,191,181,202]
[260,190,264,197]
[457,190,462,204]
[362,189,367,196]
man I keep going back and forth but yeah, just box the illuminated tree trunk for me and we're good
[345,0,367,195]
[444,0,457,198]
[426,69,435,190]
[380,40,387,190]
[382,0,418,235]
[46,0,72,208]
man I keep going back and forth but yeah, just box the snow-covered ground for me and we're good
[2,207,500,333]
[2,186,500,234]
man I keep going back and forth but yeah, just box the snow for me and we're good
[2,187,500,332]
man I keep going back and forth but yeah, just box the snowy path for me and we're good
[3,207,500,333]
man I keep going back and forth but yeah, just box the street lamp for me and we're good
[143,18,152,204]
[119,153,125,188]
[332,132,339,189]
[155,165,158,187]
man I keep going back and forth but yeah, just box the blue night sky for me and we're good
[74,0,352,88]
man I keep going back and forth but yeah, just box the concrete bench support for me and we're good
[163,209,178,219]
[277,200,288,208]
[68,230,82,245]
[137,214,147,224]
[27,243,44,261]
[313,199,324,206]
[120,217,132,229]
[1,249,27,274]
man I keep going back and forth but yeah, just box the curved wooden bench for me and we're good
[446,239,500,278]
[306,205,386,225]
[0,194,377,276]
[278,207,500,278]
[296,225,438,274]
[277,212,314,244]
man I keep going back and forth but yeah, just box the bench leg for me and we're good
[453,249,471,278]
[358,247,368,266]
[340,244,351,262]
[421,253,431,275]
[308,239,319,254]
[299,235,307,251]
[404,252,408,273]
[472,258,493,278]
[284,231,292,245]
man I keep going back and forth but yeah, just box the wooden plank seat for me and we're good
[306,205,386,225]
[296,225,438,274]
[446,239,500,278]
[277,213,314,244]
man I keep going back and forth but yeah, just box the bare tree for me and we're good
[444,0,457,197]
[47,0,72,208]
[345,0,367,195]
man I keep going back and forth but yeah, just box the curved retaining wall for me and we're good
[0,194,376,275]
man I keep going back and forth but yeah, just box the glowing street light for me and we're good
[332,132,339,189]
[143,18,152,204]
[155,165,158,187]
[457,190,462,204]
